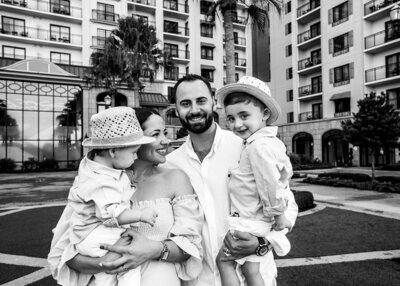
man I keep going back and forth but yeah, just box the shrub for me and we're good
[292,190,315,212]
[0,158,17,172]
[318,172,371,182]
[39,158,59,170]
[378,163,400,171]
[23,157,39,171]
[375,176,400,184]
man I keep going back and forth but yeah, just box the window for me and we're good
[387,88,400,109]
[385,20,400,41]
[285,22,292,35]
[310,22,320,38]
[334,98,350,114]
[165,67,179,81]
[200,0,213,14]
[97,3,115,21]
[287,112,294,123]
[332,2,348,26]
[235,73,239,82]
[167,86,176,104]
[285,1,291,14]
[164,20,179,34]
[50,52,71,65]
[311,76,322,93]
[2,46,25,59]
[50,24,70,42]
[96,28,111,46]
[1,16,25,36]
[286,90,293,102]
[201,23,213,38]
[133,14,148,25]
[50,0,70,15]
[286,67,293,79]
[285,44,292,57]
[386,53,400,77]
[334,64,350,85]
[165,43,179,57]
[201,69,214,82]
[201,46,213,60]
[332,33,350,56]
[312,103,322,119]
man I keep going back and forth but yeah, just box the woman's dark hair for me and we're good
[132,107,160,127]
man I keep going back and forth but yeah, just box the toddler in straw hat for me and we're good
[216,77,293,286]
[63,107,157,286]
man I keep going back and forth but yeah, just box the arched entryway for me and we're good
[96,92,127,112]
[322,129,349,167]
[292,132,314,160]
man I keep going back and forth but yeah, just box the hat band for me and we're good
[90,132,145,146]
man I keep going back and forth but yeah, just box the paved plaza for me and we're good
[0,169,400,285]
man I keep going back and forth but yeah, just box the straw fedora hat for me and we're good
[82,107,155,149]
[216,76,281,125]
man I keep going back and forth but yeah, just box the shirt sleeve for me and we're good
[247,138,293,217]
[168,194,204,281]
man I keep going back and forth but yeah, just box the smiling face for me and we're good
[225,101,270,140]
[111,145,141,169]
[175,79,214,134]
[137,114,169,164]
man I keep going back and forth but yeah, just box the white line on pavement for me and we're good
[0,253,47,267]
[276,249,400,267]
[0,202,67,216]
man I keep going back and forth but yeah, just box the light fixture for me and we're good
[104,95,112,106]
[390,4,400,21]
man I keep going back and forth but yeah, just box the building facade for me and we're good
[269,0,400,166]
[0,0,257,169]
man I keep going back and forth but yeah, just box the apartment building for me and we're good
[269,0,400,167]
[0,0,257,168]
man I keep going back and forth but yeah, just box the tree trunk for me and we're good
[223,8,236,84]
[371,147,376,181]
[133,81,141,107]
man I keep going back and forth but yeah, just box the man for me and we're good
[101,75,298,286]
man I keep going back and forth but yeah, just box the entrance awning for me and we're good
[201,42,216,48]
[201,64,216,70]
[330,91,351,101]
[139,92,170,107]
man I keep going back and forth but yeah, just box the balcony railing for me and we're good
[364,0,400,16]
[164,24,189,36]
[128,0,156,6]
[333,46,350,57]
[163,0,189,13]
[0,24,82,45]
[0,0,82,18]
[365,29,400,49]
[297,0,320,18]
[365,62,400,82]
[298,110,323,122]
[298,83,322,97]
[334,111,351,117]
[92,36,107,47]
[233,15,246,25]
[298,55,321,71]
[223,57,247,67]
[223,35,246,46]
[297,27,321,44]
[167,49,190,59]
[92,9,119,23]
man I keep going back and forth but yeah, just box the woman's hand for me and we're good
[99,229,162,274]
[219,230,258,262]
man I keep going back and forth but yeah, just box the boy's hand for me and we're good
[140,207,158,226]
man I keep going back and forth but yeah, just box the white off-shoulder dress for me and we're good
[48,194,204,286]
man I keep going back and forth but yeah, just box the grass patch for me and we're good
[0,206,64,258]
[277,258,400,286]
[283,207,400,259]
[0,263,41,284]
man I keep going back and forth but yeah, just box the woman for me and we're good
[48,107,204,285]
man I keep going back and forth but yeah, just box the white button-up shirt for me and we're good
[166,124,298,286]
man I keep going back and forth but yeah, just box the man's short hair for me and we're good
[172,74,213,103]
[223,92,267,110]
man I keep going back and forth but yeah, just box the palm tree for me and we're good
[207,0,282,84]
[87,16,172,107]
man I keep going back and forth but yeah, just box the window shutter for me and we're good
[329,68,334,83]
[328,9,333,24]
[285,24,288,35]
[349,31,354,47]
[348,0,353,15]
[285,45,288,57]
[350,62,354,78]
[329,38,333,54]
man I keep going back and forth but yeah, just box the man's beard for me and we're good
[179,111,214,134]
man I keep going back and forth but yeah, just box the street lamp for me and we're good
[104,95,112,108]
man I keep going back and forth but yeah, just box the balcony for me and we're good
[163,0,189,20]
[91,9,120,25]
[334,111,351,117]
[0,0,82,23]
[233,15,246,30]
[364,0,400,21]
[365,62,400,86]
[163,23,189,42]
[91,36,107,49]
[297,0,321,24]
[364,29,400,53]
[0,24,82,48]
[223,35,246,50]
[223,56,247,70]
[298,110,323,122]
[164,68,186,81]
[298,56,321,75]
[167,49,190,64]
[298,83,322,100]
[297,28,321,50]
[127,0,156,14]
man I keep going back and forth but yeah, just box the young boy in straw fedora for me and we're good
[216,76,293,286]
[58,107,157,286]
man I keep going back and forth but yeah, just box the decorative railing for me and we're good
[298,55,321,70]
[365,62,400,82]
[364,0,400,16]
[164,24,189,36]
[297,27,321,44]
[167,49,190,59]
[163,0,188,13]
[334,111,351,117]
[128,0,156,6]
[297,0,320,18]
[298,83,322,97]
[365,29,400,49]
[298,110,323,122]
